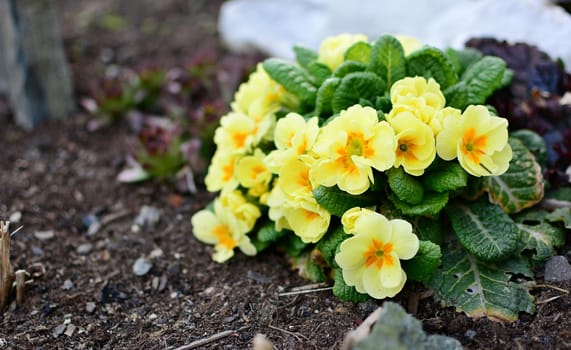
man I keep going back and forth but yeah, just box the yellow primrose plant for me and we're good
[192,34,565,321]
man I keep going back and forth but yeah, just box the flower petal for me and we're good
[379,253,403,288]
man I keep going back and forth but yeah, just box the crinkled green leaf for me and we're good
[263,58,317,105]
[406,47,458,89]
[510,129,548,167]
[402,240,441,283]
[446,198,519,262]
[461,56,506,105]
[316,226,348,267]
[345,41,372,64]
[387,191,448,216]
[428,243,535,321]
[290,253,326,283]
[257,222,287,242]
[445,47,483,77]
[315,77,340,117]
[443,82,468,110]
[422,162,468,193]
[307,61,331,86]
[332,268,369,303]
[333,60,367,78]
[282,233,309,257]
[293,45,318,70]
[313,185,376,217]
[387,167,424,205]
[368,35,406,88]
[514,209,566,261]
[332,72,385,114]
[482,138,544,214]
[375,95,392,113]
[546,208,571,229]
[354,302,463,350]
[500,68,514,88]
[410,216,443,244]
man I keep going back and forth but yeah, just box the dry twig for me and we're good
[172,328,245,350]
[0,221,15,310]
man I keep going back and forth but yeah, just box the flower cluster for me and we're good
[191,33,516,301]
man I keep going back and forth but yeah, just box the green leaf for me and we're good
[386,167,424,205]
[316,226,348,267]
[290,253,326,283]
[446,198,519,262]
[445,48,482,77]
[402,240,442,283]
[427,243,535,321]
[443,82,468,110]
[332,268,369,303]
[313,185,376,217]
[410,216,443,244]
[375,95,392,113]
[354,302,463,350]
[282,234,309,257]
[510,129,548,167]
[307,61,331,86]
[406,47,458,89]
[422,161,468,193]
[315,77,341,117]
[345,41,372,64]
[263,58,317,105]
[388,191,448,216]
[461,56,506,105]
[293,45,318,69]
[546,208,571,229]
[482,137,544,214]
[500,68,514,88]
[368,35,406,88]
[333,60,367,78]
[514,209,566,261]
[332,72,385,114]
[257,222,287,242]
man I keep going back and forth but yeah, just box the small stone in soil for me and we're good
[82,214,101,236]
[86,302,96,313]
[149,248,163,259]
[34,230,55,240]
[31,245,44,256]
[464,329,477,340]
[62,279,74,290]
[76,243,93,255]
[9,211,22,223]
[132,205,160,232]
[64,324,76,337]
[53,324,66,338]
[133,256,153,276]
[544,256,571,281]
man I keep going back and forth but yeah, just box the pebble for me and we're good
[9,211,22,223]
[62,279,74,290]
[82,214,101,236]
[86,302,96,313]
[64,324,76,337]
[544,256,571,282]
[464,329,477,340]
[133,256,153,276]
[53,324,66,338]
[76,243,93,255]
[132,205,160,232]
[34,230,55,241]
[149,248,164,259]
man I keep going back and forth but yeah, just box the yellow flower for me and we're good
[232,63,298,120]
[432,107,462,136]
[218,190,261,234]
[191,198,258,263]
[266,183,292,232]
[394,35,422,56]
[389,111,436,176]
[236,149,272,193]
[436,105,512,176]
[204,151,240,192]
[214,112,257,153]
[265,113,320,173]
[341,207,377,235]
[318,33,368,71]
[335,210,419,299]
[311,105,396,195]
[283,199,331,243]
[278,158,315,200]
[388,77,445,130]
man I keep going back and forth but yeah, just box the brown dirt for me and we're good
[1,1,570,349]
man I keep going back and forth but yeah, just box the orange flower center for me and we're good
[250,164,266,180]
[232,132,248,149]
[213,225,236,249]
[222,160,235,182]
[396,137,418,162]
[363,239,394,270]
[461,128,487,164]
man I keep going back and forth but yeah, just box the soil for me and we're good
[1,1,570,349]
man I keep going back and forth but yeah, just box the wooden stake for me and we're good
[0,221,15,309]
[15,269,26,305]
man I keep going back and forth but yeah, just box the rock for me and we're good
[64,324,76,337]
[9,211,21,223]
[132,206,160,232]
[149,248,163,259]
[53,324,66,338]
[62,279,74,290]
[82,214,101,236]
[34,230,55,241]
[133,256,153,276]
[76,243,93,255]
[85,302,96,313]
[219,0,571,69]
[544,256,571,282]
